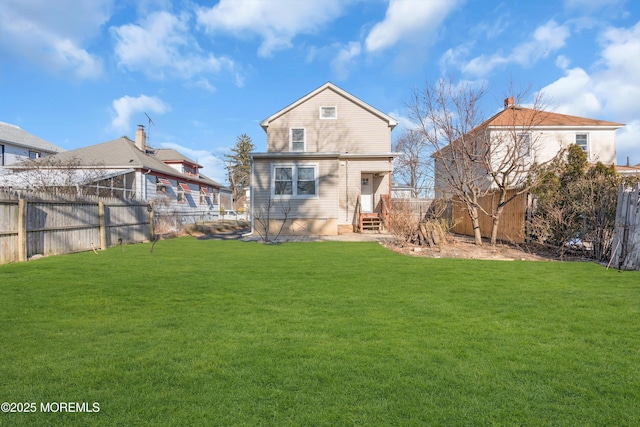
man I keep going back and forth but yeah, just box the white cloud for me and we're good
[539,67,603,117]
[539,21,640,164]
[0,0,109,79]
[111,95,170,133]
[387,110,416,132]
[365,0,460,53]
[111,11,235,82]
[331,42,362,80]
[196,0,347,57]
[616,120,640,166]
[461,20,571,77]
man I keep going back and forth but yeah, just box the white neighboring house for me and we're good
[433,99,624,198]
[0,121,64,166]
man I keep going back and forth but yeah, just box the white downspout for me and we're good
[243,158,254,237]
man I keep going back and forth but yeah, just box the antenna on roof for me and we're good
[144,112,155,145]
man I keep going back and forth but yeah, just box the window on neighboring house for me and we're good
[273,165,318,197]
[290,128,305,152]
[320,106,337,119]
[156,177,170,194]
[518,133,532,157]
[177,183,191,204]
[0,145,4,166]
[576,133,588,154]
[28,150,40,159]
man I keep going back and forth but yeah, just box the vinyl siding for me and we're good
[253,158,339,220]
[338,158,392,225]
[266,87,392,154]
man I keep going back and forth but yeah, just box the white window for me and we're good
[0,145,4,166]
[320,106,337,119]
[29,150,40,159]
[272,164,318,198]
[576,134,588,154]
[518,133,531,157]
[290,128,305,152]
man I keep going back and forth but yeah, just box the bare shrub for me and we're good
[390,198,454,249]
[152,197,180,234]
[390,199,420,244]
[254,197,291,244]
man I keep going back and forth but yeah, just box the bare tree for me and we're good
[253,197,291,244]
[480,86,560,245]
[408,77,560,245]
[4,156,109,196]
[407,78,490,245]
[392,129,431,198]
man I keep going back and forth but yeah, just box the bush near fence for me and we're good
[0,190,151,265]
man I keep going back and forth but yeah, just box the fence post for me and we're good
[98,202,107,250]
[17,198,27,262]
[149,207,155,241]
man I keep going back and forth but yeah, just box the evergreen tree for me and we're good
[224,134,255,210]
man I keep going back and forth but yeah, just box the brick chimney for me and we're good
[135,125,146,152]
[504,97,515,109]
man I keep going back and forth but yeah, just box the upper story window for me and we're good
[28,150,40,159]
[320,106,337,119]
[183,164,197,175]
[517,133,531,157]
[290,128,305,152]
[576,134,588,155]
[0,145,4,166]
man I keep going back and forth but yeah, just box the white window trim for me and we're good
[271,163,319,199]
[576,133,589,159]
[319,106,337,120]
[517,133,532,157]
[290,128,306,152]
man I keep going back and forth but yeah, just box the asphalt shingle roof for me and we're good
[15,137,224,188]
[0,122,65,153]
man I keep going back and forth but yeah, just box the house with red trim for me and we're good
[1,125,232,225]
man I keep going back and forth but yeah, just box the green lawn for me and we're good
[0,238,638,426]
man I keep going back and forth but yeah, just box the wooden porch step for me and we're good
[360,213,383,231]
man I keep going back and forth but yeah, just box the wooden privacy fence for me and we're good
[610,184,640,270]
[0,197,152,265]
[451,189,528,243]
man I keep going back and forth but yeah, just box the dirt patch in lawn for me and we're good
[382,234,586,262]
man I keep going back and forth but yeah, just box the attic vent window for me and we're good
[320,106,337,119]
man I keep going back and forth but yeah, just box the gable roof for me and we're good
[259,82,398,130]
[431,106,624,159]
[153,148,202,167]
[484,106,624,128]
[11,137,224,188]
[0,121,65,153]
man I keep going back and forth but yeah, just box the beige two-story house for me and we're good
[251,82,398,236]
